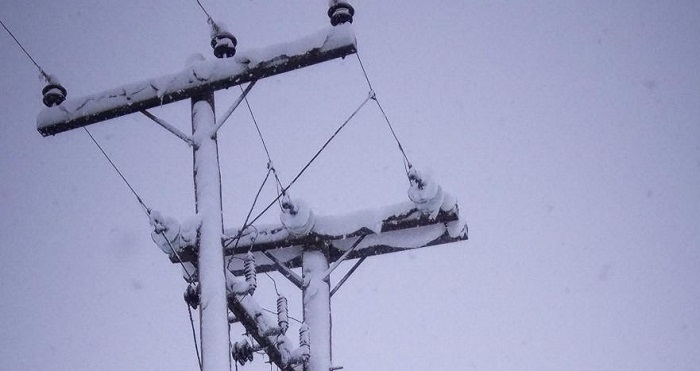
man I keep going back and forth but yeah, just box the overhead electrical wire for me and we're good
[0,17,50,80]
[223,91,373,252]
[240,85,285,194]
[2,15,206,367]
[194,0,214,22]
[8,5,424,369]
[355,52,413,174]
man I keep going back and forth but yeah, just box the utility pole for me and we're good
[190,90,230,369]
[37,3,468,371]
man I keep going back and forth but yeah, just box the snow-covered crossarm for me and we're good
[168,198,467,273]
[36,24,357,136]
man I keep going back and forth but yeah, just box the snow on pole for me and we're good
[191,85,231,371]
[302,245,332,371]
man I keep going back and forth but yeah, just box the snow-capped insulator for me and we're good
[277,295,289,334]
[244,251,257,295]
[280,195,315,236]
[407,167,445,218]
[42,82,67,107]
[328,1,354,26]
[232,339,255,365]
[183,284,200,309]
[211,30,237,58]
[149,210,182,255]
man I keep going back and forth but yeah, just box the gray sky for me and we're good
[1,1,699,370]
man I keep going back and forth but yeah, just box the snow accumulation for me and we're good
[280,196,316,237]
[149,210,201,254]
[36,24,356,135]
[223,192,467,275]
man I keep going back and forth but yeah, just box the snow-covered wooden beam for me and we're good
[37,24,357,136]
[169,200,468,274]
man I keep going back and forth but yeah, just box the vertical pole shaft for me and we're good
[192,92,231,371]
[302,244,332,371]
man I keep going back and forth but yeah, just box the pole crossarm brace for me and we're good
[140,110,194,146]
[169,199,468,274]
[36,24,357,136]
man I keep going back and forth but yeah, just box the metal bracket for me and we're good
[140,110,194,146]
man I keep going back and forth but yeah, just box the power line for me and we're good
[188,303,204,371]
[82,128,151,214]
[223,91,372,254]
[239,85,285,193]
[245,91,374,228]
[0,17,49,79]
[355,52,413,173]
[84,127,207,368]
[194,0,214,22]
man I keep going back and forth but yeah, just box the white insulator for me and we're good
[244,251,257,295]
[280,196,315,236]
[407,167,444,218]
[148,210,182,254]
[277,295,289,334]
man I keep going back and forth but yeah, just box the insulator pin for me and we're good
[328,1,354,26]
[277,295,289,334]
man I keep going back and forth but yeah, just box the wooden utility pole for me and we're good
[37,4,468,371]
[190,91,230,369]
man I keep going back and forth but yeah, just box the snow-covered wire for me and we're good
[0,17,49,80]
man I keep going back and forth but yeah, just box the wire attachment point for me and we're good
[368,89,377,101]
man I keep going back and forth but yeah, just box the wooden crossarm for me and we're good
[169,201,468,274]
[37,24,357,136]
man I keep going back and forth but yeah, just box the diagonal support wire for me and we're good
[140,110,194,146]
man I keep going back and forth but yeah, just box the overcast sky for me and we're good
[1,1,699,370]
